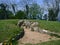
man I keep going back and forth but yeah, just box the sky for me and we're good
[0,0,44,5]
[0,0,48,13]
[0,0,44,9]
[36,0,44,5]
[0,0,60,20]
[0,0,48,14]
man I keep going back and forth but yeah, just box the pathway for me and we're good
[18,27,54,45]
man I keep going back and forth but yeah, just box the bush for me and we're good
[15,10,27,19]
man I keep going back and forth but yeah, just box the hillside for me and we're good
[17,20,60,45]
[33,20,60,33]
[0,20,60,45]
[0,19,22,44]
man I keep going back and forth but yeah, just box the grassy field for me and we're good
[37,40,60,45]
[0,19,22,43]
[25,20,60,45]
[0,19,60,45]
[37,20,60,33]
[31,20,60,33]
[25,40,60,45]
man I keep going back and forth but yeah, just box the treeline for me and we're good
[0,3,42,19]
[0,0,60,21]
[0,3,27,19]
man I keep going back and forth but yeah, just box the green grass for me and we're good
[38,40,60,45]
[12,41,18,45]
[24,20,60,45]
[37,20,60,33]
[0,19,60,45]
[25,40,60,45]
[30,20,60,33]
[0,19,22,43]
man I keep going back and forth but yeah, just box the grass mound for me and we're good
[30,20,60,33]
[0,19,22,43]
[37,20,60,33]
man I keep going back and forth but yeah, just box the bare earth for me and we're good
[18,27,56,45]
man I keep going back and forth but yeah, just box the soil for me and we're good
[18,27,56,45]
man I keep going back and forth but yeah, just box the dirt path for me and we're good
[18,27,55,45]
[0,43,2,45]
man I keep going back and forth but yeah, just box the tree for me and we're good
[9,0,17,14]
[0,3,14,19]
[43,14,47,20]
[0,9,14,19]
[29,3,43,19]
[19,0,35,18]
[6,10,14,19]
[44,0,60,21]
[48,9,55,21]
[15,10,26,19]
[0,9,5,19]
[0,3,8,19]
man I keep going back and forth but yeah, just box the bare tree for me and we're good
[0,3,8,19]
[9,0,18,14]
[44,0,60,21]
[19,0,35,18]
